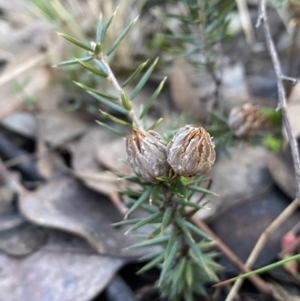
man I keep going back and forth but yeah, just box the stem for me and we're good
[99,57,142,129]
[257,0,300,203]
[191,217,271,295]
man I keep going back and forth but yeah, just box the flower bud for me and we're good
[126,129,170,183]
[228,103,263,137]
[167,125,215,177]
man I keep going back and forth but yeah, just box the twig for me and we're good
[224,198,299,301]
[99,57,141,129]
[256,0,300,203]
[191,216,271,295]
[0,52,47,86]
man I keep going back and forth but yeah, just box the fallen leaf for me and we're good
[0,220,47,256]
[288,79,300,105]
[196,145,273,220]
[18,176,152,257]
[282,104,300,141]
[72,127,127,196]
[169,58,209,122]
[266,147,296,199]
[0,229,125,301]
[210,186,300,273]
[1,112,88,147]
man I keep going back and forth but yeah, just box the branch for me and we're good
[98,57,142,129]
[191,216,271,295]
[224,198,299,301]
[256,0,300,202]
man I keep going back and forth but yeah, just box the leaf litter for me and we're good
[1,1,300,301]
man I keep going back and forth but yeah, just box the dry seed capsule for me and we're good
[167,125,216,177]
[126,129,170,183]
[228,103,263,137]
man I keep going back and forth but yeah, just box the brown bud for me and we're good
[126,129,170,183]
[167,125,215,177]
[228,103,263,137]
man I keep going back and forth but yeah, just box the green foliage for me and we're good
[57,8,221,301]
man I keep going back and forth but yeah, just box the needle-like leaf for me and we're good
[57,33,92,51]
[107,16,139,56]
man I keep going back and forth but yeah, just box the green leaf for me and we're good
[75,58,108,77]
[116,174,142,183]
[125,186,154,219]
[126,198,157,214]
[187,240,207,271]
[263,135,283,152]
[96,121,127,137]
[147,225,161,239]
[172,198,204,210]
[122,60,149,88]
[175,215,194,242]
[94,43,101,55]
[130,57,159,100]
[107,16,139,56]
[220,253,300,285]
[185,260,193,288]
[149,185,161,204]
[96,15,104,43]
[127,235,169,249]
[137,252,165,274]
[187,185,217,196]
[120,90,132,110]
[164,227,178,261]
[159,241,179,285]
[139,77,167,119]
[99,110,131,126]
[139,250,164,262]
[96,7,118,43]
[147,118,164,131]
[172,257,186,288]
[88,92,127,114]
[175,178,187,198]
[161,207,173,233]
[57,33,92,51]
[125,211,162,234]
[184,220,212,241]
[73,82,118,100]
[53,56,92,67]
[112,218,141,227]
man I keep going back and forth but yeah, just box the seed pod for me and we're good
[167,125,215,177]
[126,129,170,183]
[228,103,263,137]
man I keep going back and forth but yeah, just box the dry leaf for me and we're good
[282,104,300,141]
[197,145,273,220]
[0,229,125,301]
[266,148,296,199]
[19,176,153,257]
[169,58,209,122]
[288,79,300,105]
[0,221,47,256]
[1,112,88,147]
[72,127,126,196]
